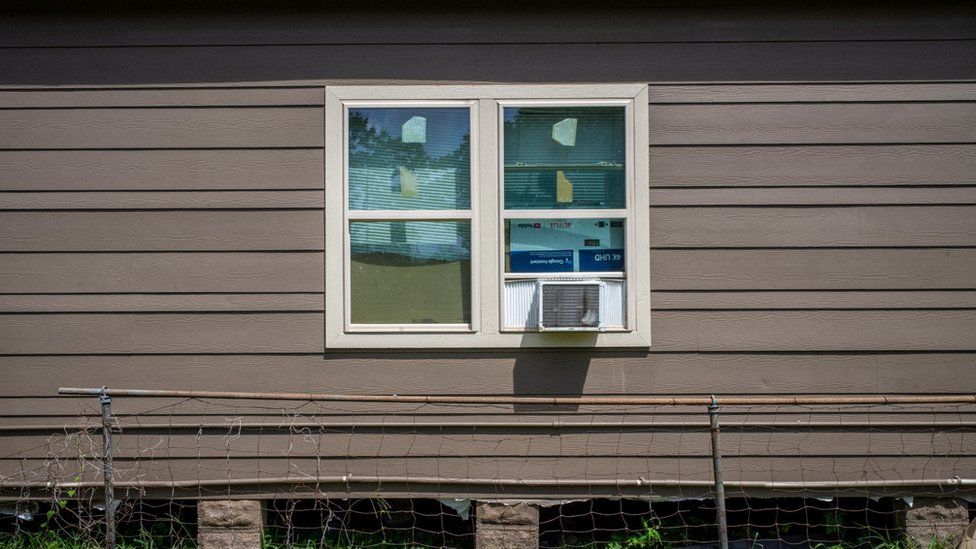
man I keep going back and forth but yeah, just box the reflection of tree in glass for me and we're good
[348,112,470,173]
[441,133,471,172]
[347,111,472,261]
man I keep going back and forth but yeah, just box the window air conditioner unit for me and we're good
[537,280,605,331]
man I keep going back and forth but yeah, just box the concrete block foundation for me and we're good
[197,500,264,549]
[898,497,969,547]
[476,500,539,549]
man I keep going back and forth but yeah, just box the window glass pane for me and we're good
[350,221,471,324]
[348,108,470,210]
[504,106,625,210]
[505,218,625,273]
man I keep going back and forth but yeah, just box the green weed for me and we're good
[605,519,669,549]
[0,529,195,549]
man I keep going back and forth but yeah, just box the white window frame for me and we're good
[341,100,479,333]
[325,84,650,349]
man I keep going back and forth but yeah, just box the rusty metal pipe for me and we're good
[4,476,976,491]
[56,388,976,407]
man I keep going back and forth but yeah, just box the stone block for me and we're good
[198,500,264,549]
[476,524,538,549]
[198,529,263,549]
[198,500,264,529]
[900,497,969,547]
[476,501,539,526]
[476,501,539,548]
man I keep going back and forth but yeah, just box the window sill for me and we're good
[344,324,475,334]
[325,329,651,350]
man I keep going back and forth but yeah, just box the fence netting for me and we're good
[1,395,974,547]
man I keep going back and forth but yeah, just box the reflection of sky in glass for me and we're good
[348,107,471,211]
[350,221,470,261]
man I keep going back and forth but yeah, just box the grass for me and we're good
[261,531,450,549]
[812,532,958,549]
[0,527,449,549]
[0,529,195,549]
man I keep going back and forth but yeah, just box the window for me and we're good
[325,85,649,348]
[344,105,477,330]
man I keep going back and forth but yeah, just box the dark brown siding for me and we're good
[1,5,975,85]
[1,4,976,499]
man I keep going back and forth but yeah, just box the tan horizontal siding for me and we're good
[0,191,324,210]
[650,103,976,145]
[649,187,976,206]
[10,455,715,486]
[0,149,324,191]
[3,456,973,489]
[650,249,976,290]
[0,107,323,149]
[9,411,976,430]
[650,206,976,248]
[0,252,323,293]
[2,310,973,354]
[653,310,976,352]
[860,207,976,246]
[0,294,323,313]
[649,145,976,187]
[651,291,976,310]
[0,313,324,354]
[0,211,324,251]
[1,353,973,398]
[6,430,974,459]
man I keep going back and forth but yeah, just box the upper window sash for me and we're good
[499,100,633,213]
[343,101,478,214]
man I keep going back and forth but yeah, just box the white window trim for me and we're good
[325,84,650,349]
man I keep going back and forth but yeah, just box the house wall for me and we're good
[1,3,975,500]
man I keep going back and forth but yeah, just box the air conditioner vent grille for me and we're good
[540,283,601,329]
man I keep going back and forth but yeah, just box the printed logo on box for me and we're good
[578,249,624,271]
[510,250,574,273]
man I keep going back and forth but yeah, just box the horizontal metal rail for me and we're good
[57,388,976,407]
[3,476,975,491]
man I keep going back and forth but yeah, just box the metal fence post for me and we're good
[99,387,116,549]
[708,395,729,549]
